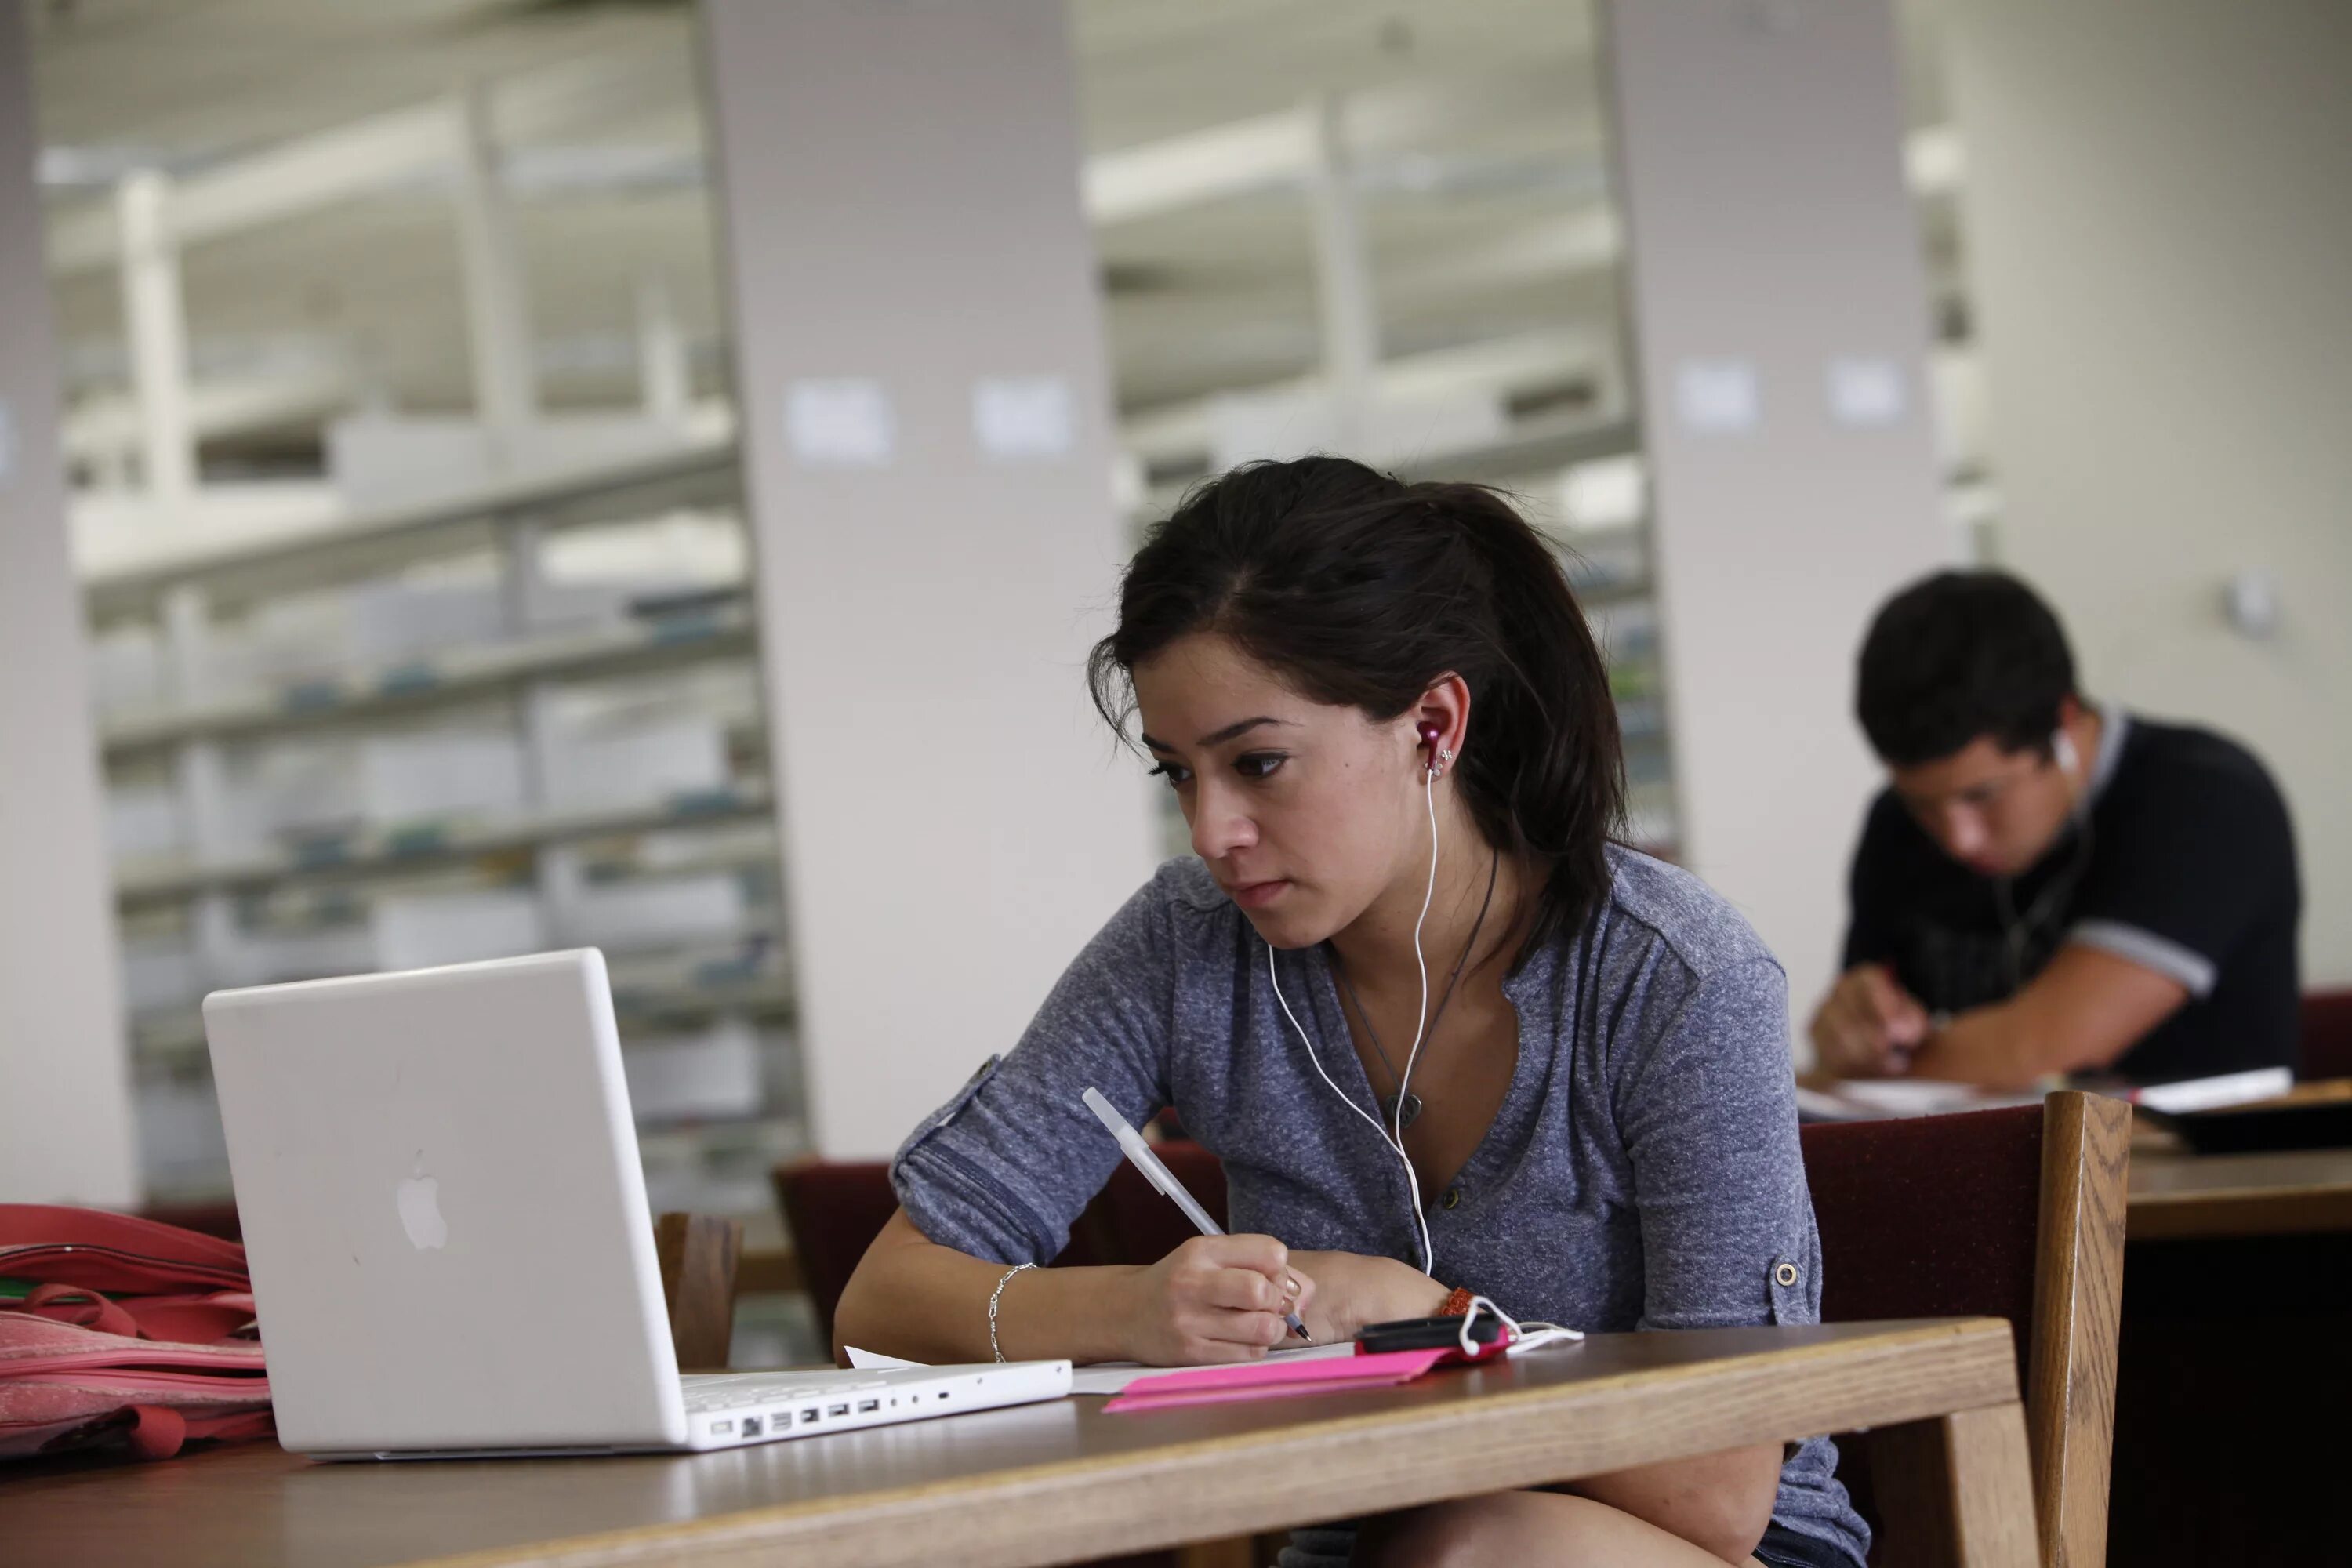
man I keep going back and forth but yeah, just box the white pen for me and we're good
[1081,1087,1310,1340]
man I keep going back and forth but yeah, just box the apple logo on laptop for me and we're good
[397,1158,448,1251]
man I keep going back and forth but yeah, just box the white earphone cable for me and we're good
[1268,942,1432,1274]
[1390,766,1442,1151]
[1996,722,2097,992]
[1265,757,1442,1277]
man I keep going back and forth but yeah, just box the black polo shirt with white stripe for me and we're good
[1841,706,2301,1084]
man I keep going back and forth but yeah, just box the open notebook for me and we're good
[1796,1066,2294,1124]
[847,1341,1358,1396]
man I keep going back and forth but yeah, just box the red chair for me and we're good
[1069,1139,1229,1265]
[771,1161,912,1352]
[2299,989,2352,1081]
[1802,1091,2131,1568]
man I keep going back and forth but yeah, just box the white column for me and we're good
[0,0,140,1203]
[1939,0,2352,986]
[1304,95,1378,443]
[114,169,197,513]
[450,83,536,456]
[700,0,1156,1158]
[1601,0,1955,1047]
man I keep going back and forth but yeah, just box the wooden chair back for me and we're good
[654,1211,744,1373]
[1802,1091,2131,1568]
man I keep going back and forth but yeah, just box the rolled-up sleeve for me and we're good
[1610,955,1822,1330]
[891,869,1180,1265]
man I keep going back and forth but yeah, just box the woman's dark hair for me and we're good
[1856,570,2078,766]
[1087,455,1624,966]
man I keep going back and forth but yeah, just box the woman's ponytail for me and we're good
[1439,486,1625,957]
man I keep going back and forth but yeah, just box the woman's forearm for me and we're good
[832,1210,1142,1367]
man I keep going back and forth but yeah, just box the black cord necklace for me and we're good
[1331,847,1501,1131]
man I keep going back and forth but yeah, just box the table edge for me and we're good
[2125,1180,2352,1240]
[401,1317,2020,1568]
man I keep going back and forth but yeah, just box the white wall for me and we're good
[700,0,1156,1159]
[0,0,140,1203]
[1940,0,2352,986]
[1602,0,1957,1045]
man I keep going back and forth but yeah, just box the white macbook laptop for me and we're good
[202,948,1069,1457]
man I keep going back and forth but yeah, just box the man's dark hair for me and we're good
[1856,570,2078,766]
[1089,456,1625,966]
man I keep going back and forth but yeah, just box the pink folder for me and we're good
[1103,1348,1450,1413]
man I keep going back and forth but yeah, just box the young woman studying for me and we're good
[833,457,1865,1567]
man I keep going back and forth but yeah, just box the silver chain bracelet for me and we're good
[987,1261,1036,1363]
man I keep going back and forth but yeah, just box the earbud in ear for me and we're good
[2052,729,2080,777]
[1417,721,1454,778]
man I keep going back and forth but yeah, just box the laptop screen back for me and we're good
[205,949,686,1454]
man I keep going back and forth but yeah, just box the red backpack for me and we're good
[0,1205,272,1461]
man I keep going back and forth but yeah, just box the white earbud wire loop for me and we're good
[1454,1294,1583,1357]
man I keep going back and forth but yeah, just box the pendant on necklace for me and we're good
[1381,1091,1424,1130]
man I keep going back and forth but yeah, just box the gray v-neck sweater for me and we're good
[892,848,1867,1563]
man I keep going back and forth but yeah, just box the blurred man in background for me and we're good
[1812,571,2300,1088]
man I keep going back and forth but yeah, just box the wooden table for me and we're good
[5,1319,2032,1568]
[2125,1142,2352,1240]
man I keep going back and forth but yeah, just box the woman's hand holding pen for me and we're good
[1117,1234,1315,1365]
[1284,1250,1451,1345]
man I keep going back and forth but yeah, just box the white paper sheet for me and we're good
[846,1340,1358,1396]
